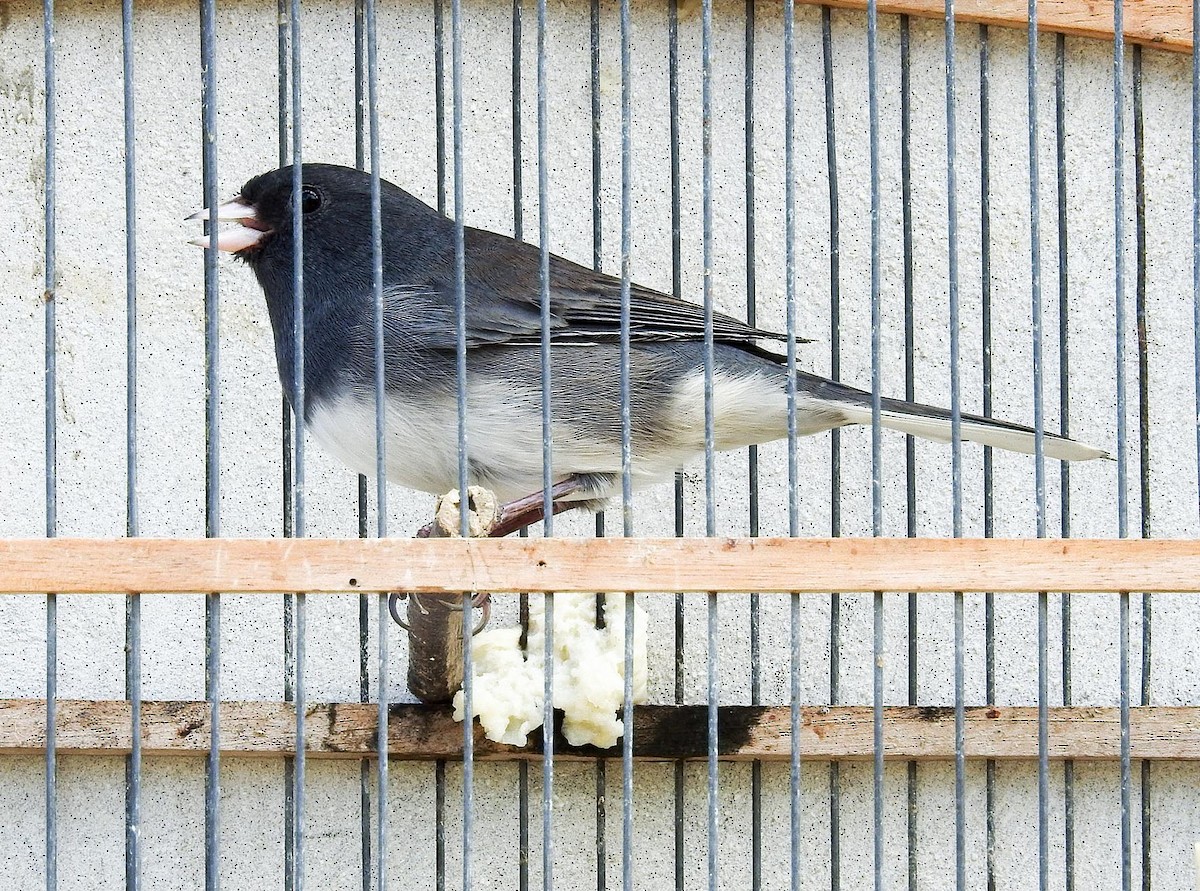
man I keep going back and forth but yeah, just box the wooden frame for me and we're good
[1,537,1194,762]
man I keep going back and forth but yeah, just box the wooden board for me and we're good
[0,700,1195,761]
[0,0,1188,52]
[0,537,1198,594]
[812,0,1191,53]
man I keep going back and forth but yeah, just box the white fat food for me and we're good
[452,592,649,749]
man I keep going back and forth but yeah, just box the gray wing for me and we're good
[382,226,804,356]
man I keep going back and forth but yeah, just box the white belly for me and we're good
[306,384,676,503]
[305,369,810,504]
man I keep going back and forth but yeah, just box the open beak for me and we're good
[187,198,270,252]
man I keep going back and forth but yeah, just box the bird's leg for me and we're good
[486,476,586,538]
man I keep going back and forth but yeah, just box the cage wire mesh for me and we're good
[0,0,1197,888]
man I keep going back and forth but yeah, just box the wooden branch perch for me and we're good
[402,488,502,703]
[1,537,1198,594]
[0,700,1195,761]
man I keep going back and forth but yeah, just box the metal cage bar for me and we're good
[820,10,844,891]
[41,0,57,886]
[122,0,142,884]
[198,0,222,884]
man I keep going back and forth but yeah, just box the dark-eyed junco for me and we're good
[189,163,1107,523]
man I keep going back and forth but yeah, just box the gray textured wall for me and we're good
[0,0,1197,887]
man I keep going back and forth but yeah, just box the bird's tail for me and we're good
[800,374,1109,461]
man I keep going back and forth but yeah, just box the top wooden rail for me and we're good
[815,0,1191,53]
[0,0,1189,52]
[1,537,1197,594]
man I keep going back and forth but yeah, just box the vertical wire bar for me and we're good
[449,0,475,882]
[744,0,758,541]
[820,11,842,891]
[512,0,523,242]
[432,3,448,886]
[435,0,447,217]
[351,2,373,885]
[1119,592,1131,891]
[669,13,687,891]
[199,0,222,884]
[591,0,601,277]
[1027,0,1046,527]
[943,0,965,885]
[375,584,389,891]
[1025,0,1050,888]
[619,0,635,885]
[279,8,293,540]
[782,0,801,888]
[542,594,555,890]
[367,3,386,535]
[594,754,605,891]
[666,3,684,889]
[363,0,387,885]
[41,0,56,886]
[700,0,719,886]
[288,0,307,884]
[618,0,633,539]
[292,604,307,891]
[1131,47,1152,891]
[589,0,608,879]
[511,0,531,886]
[435,761,446,891]
[1194,0,1200,536]
[122,0,141,880]
[277,4,297,888]
[898,18,918,891]
[978,24,997,891]
[701,0,714,530]
[1112,0,1132,884]
[533,0,555,883]
[866,0,885,882]
[744,2,763,886]
[1053,31,1076,891]
[821,6,845,881]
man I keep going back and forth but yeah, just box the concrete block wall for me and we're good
[0,0,1196,886]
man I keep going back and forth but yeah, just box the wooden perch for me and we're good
[403,488,502,703]
[0,699,1195,761]
[1,537,1198,594]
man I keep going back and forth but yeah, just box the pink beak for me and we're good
[186,199,269,252]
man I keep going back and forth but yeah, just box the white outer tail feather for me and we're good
[834,403,1111,462]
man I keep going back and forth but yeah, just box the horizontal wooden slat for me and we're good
[0,700,1195,761]
[0,537,1198,594]
[813,0,1191,53]
[0,0,1187,52]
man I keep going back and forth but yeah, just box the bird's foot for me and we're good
[414,477,586,539]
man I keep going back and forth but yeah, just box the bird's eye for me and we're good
[301,187,322,214]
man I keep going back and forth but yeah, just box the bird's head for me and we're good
[186,163,380,271]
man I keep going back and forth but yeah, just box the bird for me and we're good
[188,163,1108,530]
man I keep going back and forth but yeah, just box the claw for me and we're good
[388,590,491,634]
